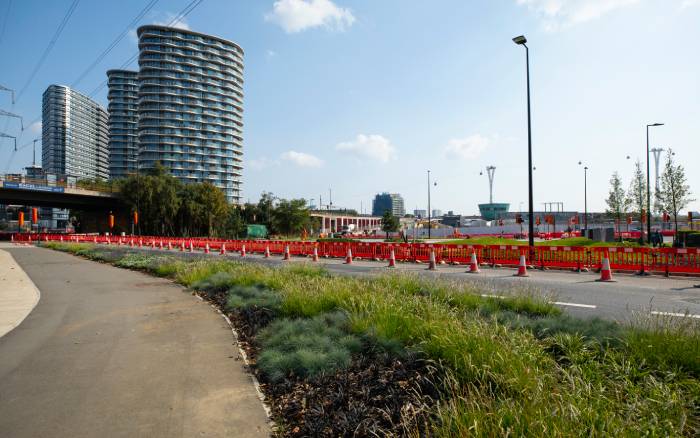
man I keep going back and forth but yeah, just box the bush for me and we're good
[256,312,362,382]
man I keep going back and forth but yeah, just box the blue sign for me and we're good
[3,181,65,193]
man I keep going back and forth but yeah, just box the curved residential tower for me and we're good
[107,70,139,179]
[136,25,244,203]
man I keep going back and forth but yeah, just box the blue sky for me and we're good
[1,0,699,214]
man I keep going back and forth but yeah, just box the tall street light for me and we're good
[646,123,664,244]
[578,161,588,237]
[513,35,535,249]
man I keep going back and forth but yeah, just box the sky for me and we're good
[1,0,699,215]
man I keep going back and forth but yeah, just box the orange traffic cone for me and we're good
[467,252,480,274]
[138,238,143,247]
[220,243,227,255]
[180,241,185,252]
[312,246,319,262]
[189,241,194,252]
[344,247,353,264]
[597,253,615,282]
[514,254,529,277]
[387,248,396,268]
[427,248,437,271]
[151,240,156,249]
[204,243,210,254]
[283,245,290,260]
[59,235,63,242]
[10,234,13,242]
[159,240,164,249]
[129,239,134,247]
[264,246,271,258]
[240,244,246,257]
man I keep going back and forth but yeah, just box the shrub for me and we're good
[226,285,281,311]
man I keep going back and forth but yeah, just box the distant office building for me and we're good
[432,209,442,218]
[107,70,139,179]
[372,192,405,217]
[42,84,109,180]
[136,25,244,203]
[414,209,427,219]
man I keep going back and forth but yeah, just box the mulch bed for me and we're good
[197,289,442,437]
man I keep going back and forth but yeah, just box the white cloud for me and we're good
[681,0,700,8]
[266,49,277,58]
[335,134,396,163]
[443,134,490,160]
[154,12,190,30]
[517,0,639,31]
[29,121,42,134]
[265,0,355,33]
[280,150,324,167]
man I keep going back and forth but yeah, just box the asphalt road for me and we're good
[0,246,269,438]
[131,246,700,322]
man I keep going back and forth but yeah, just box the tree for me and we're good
[627,159,647,230]
[271,198,310,236]
[658,149,694,242]
[606,171,630,238]
[221,205,246,238]
[177,183,228,237]
[381,210,399,239]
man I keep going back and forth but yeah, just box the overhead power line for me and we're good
[0,0,11,44]
[0,132,17,151]
[0,84,14,104]
[88,0,205,98]
[0,109,23,130]
[15,0,81,102]
[71,0,160,89]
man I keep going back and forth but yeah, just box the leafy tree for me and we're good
[222,205,246,238]
[381,210,400,239]
[627,160,647,228]
[606,172,630,237]
[272,198,310,236]
[118,163,182,235]
[658,149,695,240]
[257,192,276,231]
[177,182,228,237]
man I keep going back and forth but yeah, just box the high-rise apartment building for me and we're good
[42,84,109,180]
[107,70,139,179]
[372,193,405,217]
[135,25,244,203]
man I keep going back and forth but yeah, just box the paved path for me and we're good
[0,247,40,337]
[0,245,270,438]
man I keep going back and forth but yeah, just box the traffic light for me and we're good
[108,214,115,229]
[515,213,523,224]
[535,216,541,226]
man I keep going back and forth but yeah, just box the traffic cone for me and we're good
[138,238,143,248]
[204,243,210,254]
[60,235,63,242]
[387,248,396,268]
[264,246,271,258]
[240,244,246,257]
[129,239,134,247]
[514,254,529,277]
[427,248,437,271]
[159,240,164,250]
[180,241,185,252]
[189,241,194,252]
[151,240,156,249]
[597,253,615,282]
[93,236,98,243]
[344,247,353,264]
[312,246,319,262]
[283,245,290,260]
[10,234,13,242]
[220,243,227,255]
[167,241,172,250]
[467,252,480,274]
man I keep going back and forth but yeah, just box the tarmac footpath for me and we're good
[0,245,270,438]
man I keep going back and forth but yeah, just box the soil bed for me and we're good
[197,289,442,437]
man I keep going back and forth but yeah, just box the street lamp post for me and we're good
[646,123,664,244]
[513,35,535,249]
[578,162,588,237]
[427,170,431,239]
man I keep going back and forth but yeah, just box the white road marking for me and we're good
[650,311,700,319]
[553,301,597,309]
[480,294,597,309]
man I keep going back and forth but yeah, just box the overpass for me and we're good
[0,176,124,211]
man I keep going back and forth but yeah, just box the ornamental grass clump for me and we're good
[256,312,362,382]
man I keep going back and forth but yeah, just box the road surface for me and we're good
[0,245,270,438]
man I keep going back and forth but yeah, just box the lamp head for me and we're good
[513,35,527,45]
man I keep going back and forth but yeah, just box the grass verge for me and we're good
[41,242,700,436]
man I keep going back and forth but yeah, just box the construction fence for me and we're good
[11,233,700,277]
